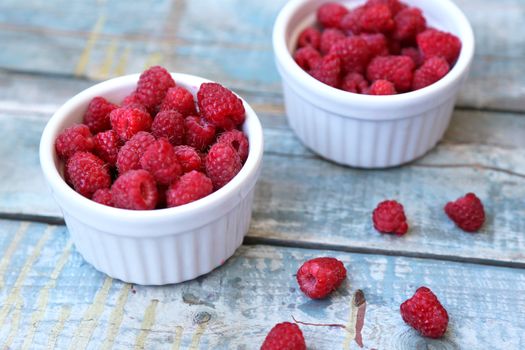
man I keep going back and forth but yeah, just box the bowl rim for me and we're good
[272,0,475,119]
[39,72,264,236]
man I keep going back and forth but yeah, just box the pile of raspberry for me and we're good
[55,66,249,210]
[293,0,462,95]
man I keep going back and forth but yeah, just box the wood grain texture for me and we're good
[0,220,523,349]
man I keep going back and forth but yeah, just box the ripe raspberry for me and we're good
[367,79,397,95]
[116,131,156,174]
[92,188,114,207]
[174,145,203,173]
[320,28,345,55]
[393,7,426,42]
[166,171,213,207]
[316,2,348,29]
[260,322,306,350]
[83,96,118,133]
[55,124,95,160]
[444,193,485,232]
[341,72,369,93]
[296,257,347,299]
[412,57,450,90]
[329,36,370,74]
[309,53,341,88]
[417,29,461,65]
[359,4,395,33]
[372,200,408,235]
[340,6,366,34]
[140,138,182,186]
[65,152,111,198]
[93,130,122,166]
[366,0,406,16]
[400,287,449,338]
[185,115,216,151]
[111,170,158,210]
[401,47,423,67]
[135,66,176,110]
[122,93,149,113]
[197,83,245,130]
[205,142,242,189]
[151,110,185,146]
[293,46,322,71]
[361,33,389,57]
[159,86,197,116]
[217,129,249,163]
[367,55,415,92]
[297,26,321,50]
[110,106,152,141]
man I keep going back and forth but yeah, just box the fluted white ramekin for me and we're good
[40,73,263,285]
[273,0,475,168]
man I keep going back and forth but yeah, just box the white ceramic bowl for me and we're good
[273,0,475,168]
[40,73,264,285]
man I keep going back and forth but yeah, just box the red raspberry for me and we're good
[166,170,213,207]
[205,142,242,190]
[444,193,485,232]
[296,257,347,299]
[159,86,197,116]
[135,66,176,110]
[217,129,249,163]
[65,152,111,198]
[151,110,185,146]
[319,28,345,55]
[417,29,462,65]
[412,57,450,90]
[185,115,216,151]
[366,0,406,16]
[359,4,395,33]
[93,130,122,166]
[83,96,117,133]
[116,131,156,174]
[111,169,158,210]
[260,322,306,350]
[55,124,95,160]
[400,287,449,338]
[340,6,366,34]
[122,93,149,113]
[361,33,389,57]
[197,83,245,130]
[316,2,348,29]
[309,53,341,88]
[92,188,114,207]
[293,46,322,71]
[174,145,203,173]
[109,106,152,141]
[140,138,182,185]
[341,72,369,93]
[372,200,408,235]
[393,7,426,42]
[367,55,415,92]
[297,26,321,50]
[329,36,370,74]
[401,47,423,67]
[367,79,397,95]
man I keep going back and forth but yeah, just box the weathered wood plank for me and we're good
[0,220,523,349]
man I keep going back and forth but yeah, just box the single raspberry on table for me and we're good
[412,57,450,90]
[359,4,395,33]
[401,47,423,67]
[151,110,185,146]
[260,322,306,350]
[367,55,415,92]
[297,26,321,50]
[293,46,322,71]
[140,138,182,186]
[340,6,366,34]
[393,7,426,42]
[400,286,449,338]
[92,188,114,207]
[83,96,118,133]
[296,257,347,299]
[309,53,342,88]
[205,142,242,190]
[361,33,389,57]
[341,72,369,93]
[65,152,111,198]
[159,86,197,116]
[135,66,176,111]
[367,79,397,95]
[197,83,245,130]
[316,2,349,29]
[111,169,158,210]
[319,28,345,55]
[366,0,406,16]
[109,106,152,141]
[417,29,462,65]
[174,145,203,173]
[372,200,408,235]
[93,130,122,166]
[444,193,485,232]
[185,115,216,151]
[116,131,156,174]
[329,36,370,74]
[166,170,213,207]
[55,124,95,160]
[217,129,249,163]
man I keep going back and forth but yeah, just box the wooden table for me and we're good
[0,0,524,349]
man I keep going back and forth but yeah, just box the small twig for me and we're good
[292,315,347,329]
